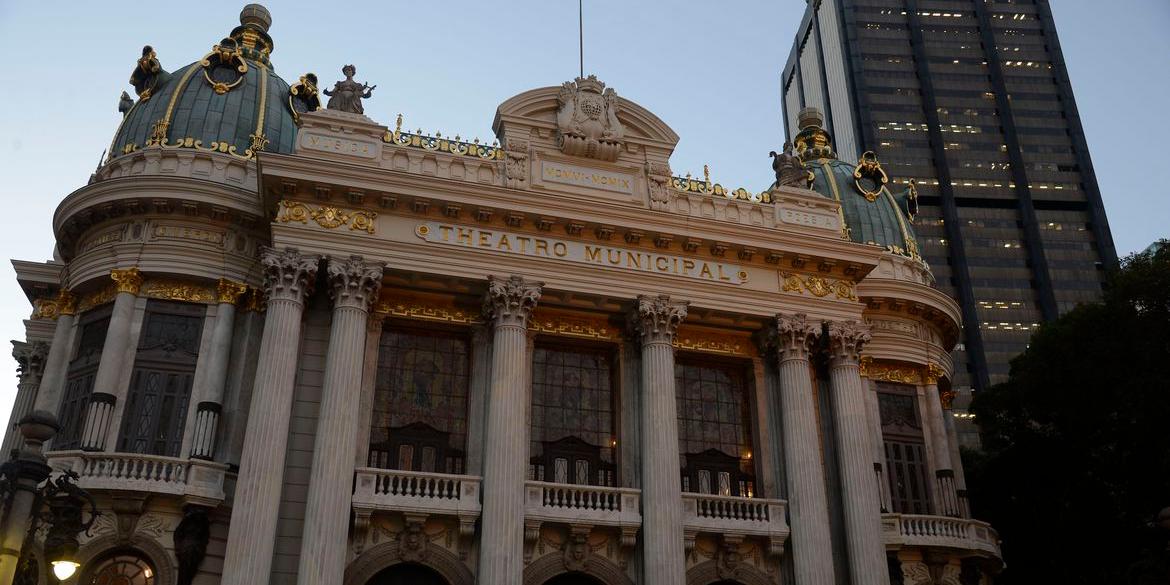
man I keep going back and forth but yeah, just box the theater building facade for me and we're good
[3,5,1001,585]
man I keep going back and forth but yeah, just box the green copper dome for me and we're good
[110,5,297,161]
[793,108,922,260]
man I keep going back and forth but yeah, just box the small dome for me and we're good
[793,108,922,260]
[111,4,297,160]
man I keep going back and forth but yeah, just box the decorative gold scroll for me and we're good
[277,200,377,234]
[860,357,949,386]
[529,311,620,341]
[674,327,756,357]
[781,273,858,301]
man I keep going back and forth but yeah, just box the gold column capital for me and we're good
[924,363,946,385]
[110,267,143,295]
[58,289,78,315]
[217,278,249,304]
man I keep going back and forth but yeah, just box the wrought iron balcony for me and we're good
[46,450,228,506]
[681,493,789,556]
[882,513,1002,558]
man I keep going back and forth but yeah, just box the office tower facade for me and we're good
[783,0,1117,440]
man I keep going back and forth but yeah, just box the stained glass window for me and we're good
[675,361,752,459]
[675,360,756,497]
[530,345,616,485]
[369,328,470,473]
[878,382,932,514]
[117,301,204,457]
[57,308,111,450]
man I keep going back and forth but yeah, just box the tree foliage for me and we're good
[966,241,1170,584]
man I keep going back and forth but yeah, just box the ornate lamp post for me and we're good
[0,411,99,583]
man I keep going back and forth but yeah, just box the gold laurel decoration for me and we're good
[674,329,755,357]
[78,285,118,313]
[859,356,923,385]
[529,312,619,341]
[142,279,216,304]
[33,297,60,320]
[780,273,858,301]
[277,200,377,235]
[374,294,479,324]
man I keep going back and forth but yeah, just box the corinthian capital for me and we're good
[261,247,320,304]
[773,313,821,362]
[826,320,871,365]
[483,275,542,328]
[632,294,688,345]
[327,255,384,311]
[12,341,48,380]
[110,267,143,295]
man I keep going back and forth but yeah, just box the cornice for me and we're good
[259,153,884,282]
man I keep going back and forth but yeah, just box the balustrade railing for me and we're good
[524,481,641,528]
[46,450,227,505]
[681,492,789,556]
[882,513,1001,557]
[352,467,481,518]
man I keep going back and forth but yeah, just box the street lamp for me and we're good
[0,411,99,584]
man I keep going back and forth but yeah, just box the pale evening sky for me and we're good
[0,1,1166,422]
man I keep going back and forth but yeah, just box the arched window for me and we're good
[87,551,156,585]
[530,344,616,486]
[675,359,756,497]
[56,306,111,450]
[116,300,204,456]
[366,562,449,585]
[368,327,470,474]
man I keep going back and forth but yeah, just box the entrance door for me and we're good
[543,573,606,585]
[366,563,449,585]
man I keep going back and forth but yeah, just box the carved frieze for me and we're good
[780,273,858,301]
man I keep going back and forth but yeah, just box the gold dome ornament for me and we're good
[852,151,889,202]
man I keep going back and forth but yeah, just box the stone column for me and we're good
[940,388,970,518]
[631,294,688,585]
[0,412,56,585]
[297,256,383,585]
[2,342,48,456]
[80,267,142,451]
[189,279,249,460]
[33,291,77,416]
[772,314,836,585]
[826,321,890,585]
[221,248,318,585]
[922,364,959,516]
[477,275,542,585]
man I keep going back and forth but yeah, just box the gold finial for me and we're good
[395,113,403,133]
[436,130,442,138]
[703,164,710,185]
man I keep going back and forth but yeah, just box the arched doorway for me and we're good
[366,562,449,585]
[543,573,606,585]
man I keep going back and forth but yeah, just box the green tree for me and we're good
[966,241,1170,584]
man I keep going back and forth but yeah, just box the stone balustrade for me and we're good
[47,450,228,506]
[352,467,482,519]
[681,493,790,556]
[881,513,1001,558]
[524,481,642,529]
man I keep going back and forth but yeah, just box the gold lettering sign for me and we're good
[415,222,748,285]
[541,160,634,194]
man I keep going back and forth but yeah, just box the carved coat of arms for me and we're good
[556,75,625,162]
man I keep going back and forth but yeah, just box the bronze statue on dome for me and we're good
[324,65,375,115]
[769,142,812,188]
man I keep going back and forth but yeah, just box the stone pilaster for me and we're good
[771,314,836,585]
[297,256,383,585]
[34,290,77,416]
[478,275,542,585]
[1,342,48,455]
[826,320,889,585]
[221,248,318,585]
[631,294,688,585]
[189,279,248,460]
[79,268,142,451]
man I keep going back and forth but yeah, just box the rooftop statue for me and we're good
[556,75,624,162]
[129,45,169,100]
[769,142,811,188]
[324,65,375,115]
[118,91,134,117]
